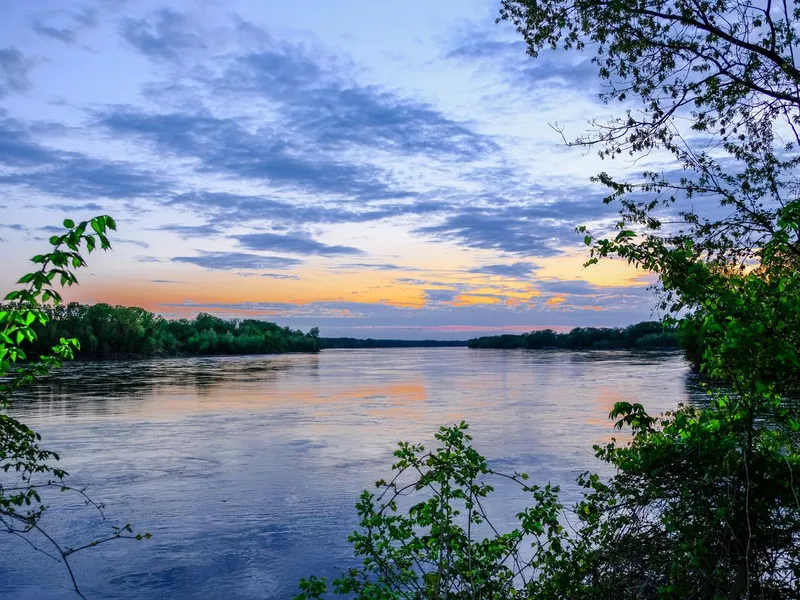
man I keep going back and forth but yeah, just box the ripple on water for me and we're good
[1,348,700,599]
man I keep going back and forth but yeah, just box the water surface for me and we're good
[0,348,701,599]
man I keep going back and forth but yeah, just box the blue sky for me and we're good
[0,0,664,338]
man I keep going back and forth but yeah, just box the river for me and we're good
[0,348,702,599]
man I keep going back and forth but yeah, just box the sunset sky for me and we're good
[0,0,664,338]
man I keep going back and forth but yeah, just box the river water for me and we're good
[0,348,701,599]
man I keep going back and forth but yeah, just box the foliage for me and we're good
[298,408,800,599]
[496,0,800,592]
[497,0,800,384]
[500,0,800,271]
[468,321,678,350]
[12,302,321,359]
[296,423,567,600]
[1,217,146,598]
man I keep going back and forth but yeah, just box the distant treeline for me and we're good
[320,338,467,349]
[14,302,688,360]
[467,321,679,350]
[17,302,320,359]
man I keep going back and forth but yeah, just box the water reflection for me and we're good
[2,348,703,600]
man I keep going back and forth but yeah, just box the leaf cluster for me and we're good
[1,216,147,598]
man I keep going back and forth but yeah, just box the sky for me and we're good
[0,0,665,339]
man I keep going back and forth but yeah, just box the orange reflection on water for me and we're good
[587,386,630,445]
[137,370,431,425]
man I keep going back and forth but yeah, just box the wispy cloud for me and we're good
[157,223,223,239]
[0,49,35,98]
[171,251,302,271]
[166,192,449,229]
[447,25,600,93]
[97,107,412,201]
[0,114,171,199]
[31,8,98,45]
[469,262,538,278]
[235,232,364,256]
[120,9,206,62]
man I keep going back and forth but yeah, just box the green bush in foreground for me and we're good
[297,392,800,599]
[1,217,146,598]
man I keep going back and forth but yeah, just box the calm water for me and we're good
[0,348,701,599]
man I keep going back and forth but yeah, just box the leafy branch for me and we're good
[1,215,148,598]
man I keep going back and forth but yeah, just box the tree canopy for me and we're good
[16,302,321,359]
[467,321,679,349]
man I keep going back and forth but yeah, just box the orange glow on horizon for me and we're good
[53,247,652,328]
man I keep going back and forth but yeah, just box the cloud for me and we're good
[448,33,525,61]
[260,70,497,160]
[171,251,302,271]
[417,210,570,256]
[120,9,206,62]
[94,11,497,210]
[0,114,172,200]
[0,49,34,98]
[338,262,417,271]
[38,225,66,234]
[128,13,500,161]
[424,289,460,303]
[157,223,223,239]
[536,280,601,295]
[0,154,169,199]
[117,238,150,248]
[151,279,184,284]
[528,279,659,314]
[235,232,363,256]
[535,279,654,299]
[45,202,106,212]
[469,262,538,278]
[97,107,410,201]
[260,273,300,280]
[0,116,61,167]
[1,8,637,282]
[31,8,99,44]
[3,156,169,199]
[416,188,619,255]
[545,294,567,306]
[167,191,449,228]
[447,25,600,93]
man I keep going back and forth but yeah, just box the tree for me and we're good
[1,216,147,598]
[497,0,800,594]
[500,0,800,266]
[497,0,800,372]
